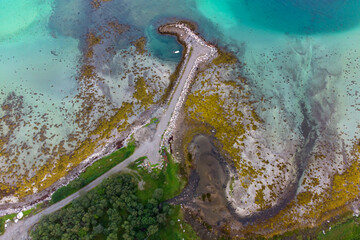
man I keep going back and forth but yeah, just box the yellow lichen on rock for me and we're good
[244,141,360,237]
[186,88,247,170]
[16,101,133,198]
[255,186,272,211]
[133,77,154,108]
[212,50,238,66]
[184,63,290,214]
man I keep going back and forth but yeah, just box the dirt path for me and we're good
[1,22,217,240]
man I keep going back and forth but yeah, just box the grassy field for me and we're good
[130,150,200,239]
[317,216,360,240]
[22,208,34,218]
[31,149,198,239]
[50,142,136,204]
[157,205,199,240]
[130,151,185,202]
[0,213,16,235]
[269,214,360,240]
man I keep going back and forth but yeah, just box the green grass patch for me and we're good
[317,216,360,240]
[31,147,198,239]
[50,142,136,204]
[0,213,16,235]
[270,214,360,240]
[156,205,200,240]
[131,150,199,239]
[22,208,35,218]
[145,118,159,127]
[134,151,185,202]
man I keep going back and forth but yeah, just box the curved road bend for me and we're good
[1,24,216,240]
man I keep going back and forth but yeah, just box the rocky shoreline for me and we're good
[0,109,155,217]
[0,20,219,239]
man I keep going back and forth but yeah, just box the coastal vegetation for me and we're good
[316,215,360,240]
[183,57,299,236]
[31,151,198,240]
[129,151,198,239]
[0,213,16,235]
[244,143,360,238]
[0,13,175,202]
[185,66,261,183]
[267,213,360,240]
[32,174,170,239]
[129,150,185,202]
[0,19,136,200]
[50,142,135,204]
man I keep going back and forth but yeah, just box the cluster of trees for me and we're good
[31,174,171,240]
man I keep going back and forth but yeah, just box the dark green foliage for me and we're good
[152,188,164,200]
[32,149,199,240]
[31,174,170,240]
[131,152,200,239]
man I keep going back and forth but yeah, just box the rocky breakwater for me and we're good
[158,22,217,149]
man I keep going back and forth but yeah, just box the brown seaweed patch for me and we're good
[107,21,129,35]
[212,50,238,66]
[133,77,154,108]
[15,102,133,199]
[186,89,247,171]
[87,32,102,49]
[131,37,147,55]
[91,0,112,9]
[80,65,96,79]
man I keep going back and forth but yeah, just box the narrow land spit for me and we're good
[1,22,217,240]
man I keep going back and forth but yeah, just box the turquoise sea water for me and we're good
[146,25,183,62]
[197,0,360,34]
[1,0,360,195]
[195,0,360,143]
